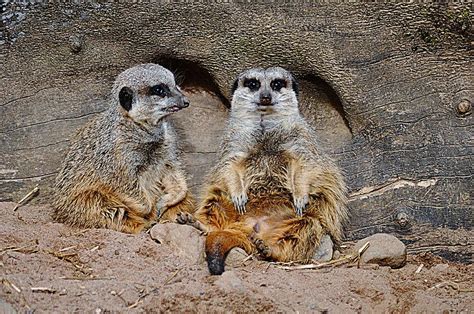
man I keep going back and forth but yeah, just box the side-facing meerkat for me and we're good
[53,63,195,233]
[178,67,347,275]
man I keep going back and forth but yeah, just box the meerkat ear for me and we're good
[119,86,133,111]
[291,76,299,98]
[290,73,300,97]
[230,78,239,96]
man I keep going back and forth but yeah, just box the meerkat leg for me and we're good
[73,188,152,234]
[226,159,248,214]
[251,216,325,262]
[158,171,188,210]
[160,192,195,222]
[176,211,209,234]
[287,158,310,216]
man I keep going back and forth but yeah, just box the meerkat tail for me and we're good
[205,229,252,275]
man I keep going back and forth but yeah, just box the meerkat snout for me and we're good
[259,91,272,106]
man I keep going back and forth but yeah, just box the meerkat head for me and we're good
[112,63,189,126]
[230,67,299,118]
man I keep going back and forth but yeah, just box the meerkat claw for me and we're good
[231,193,248,214]
[176,211,194,224]
[250,233,271,258]
[293,194,309,217]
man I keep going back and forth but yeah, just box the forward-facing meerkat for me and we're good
[53,63,195,233]
[178,67,347,275]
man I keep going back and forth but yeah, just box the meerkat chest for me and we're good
[132,143,171,195]
[244,134,292,194]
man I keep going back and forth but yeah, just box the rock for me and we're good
[226,247,249,266]
[431,264,449,272]
[149,223,205,264]
[0,300,16,314]
[353,233,407,269]
[313,234,334,262]
[214,270,245,293]
[333,250,341,260]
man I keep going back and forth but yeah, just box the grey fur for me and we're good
[53,64,192,232]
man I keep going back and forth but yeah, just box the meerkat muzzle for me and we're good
[259,92,273,106]
[165,97,190,112]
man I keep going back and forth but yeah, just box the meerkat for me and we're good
[178,67,347,275]
[53,63,195,233]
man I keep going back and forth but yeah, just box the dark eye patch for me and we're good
[243,78,261,91]
[270,79,287,92]
[150,84,170,97]
[119,86,133,111]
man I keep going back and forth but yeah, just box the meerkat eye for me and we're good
[270,79,287,92]
[150,84,169,97]
[243,78,261,91]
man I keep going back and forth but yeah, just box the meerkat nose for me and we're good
[182,98,190,108]
[259,92,272,106]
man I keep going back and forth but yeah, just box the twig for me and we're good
[13,185,39,211]
[0,244,38,256]
[163,269,181,286]
[45,250,88,274]
[2,278,22,293]
[427,281,473,292]
[356,242,370,268]
[59,276,115,281]
[112,289,128,306]
[415,264,424,274]
[59,246,77,252]
[31,287,56,293]
[90,245,100,252]
[2,278,31,309]
[242,253,255,263]
[274,242,370,271]
[128,269,182,309]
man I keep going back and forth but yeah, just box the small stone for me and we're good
[214,270,245,293]
[353,233,407,269]
[333,250,341,260]
[0,299,16,314]
[226,247,248,266]
[456,99,471,115]
[396,211,411,229]
[313,234,333,262]
[431,264,449,272]
[149,223,205,264]
[69,35,82,53]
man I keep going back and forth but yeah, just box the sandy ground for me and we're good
[1,202,472,313]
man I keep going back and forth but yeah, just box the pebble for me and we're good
[149,223,205,264]
[313,234,334,262]
[353,233,407,269]
[0,300,16,314]
[431,263,449,272]
[214,270,245,293]
[226,247,249,266]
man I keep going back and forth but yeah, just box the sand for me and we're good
[1,202,472,313]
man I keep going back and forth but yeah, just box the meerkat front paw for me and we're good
[176,212,208,235]
[155,199,168,219]
[231,192,248,215]
[293,194,309,216]
[176,211,195,225]
[250,232,271,259]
